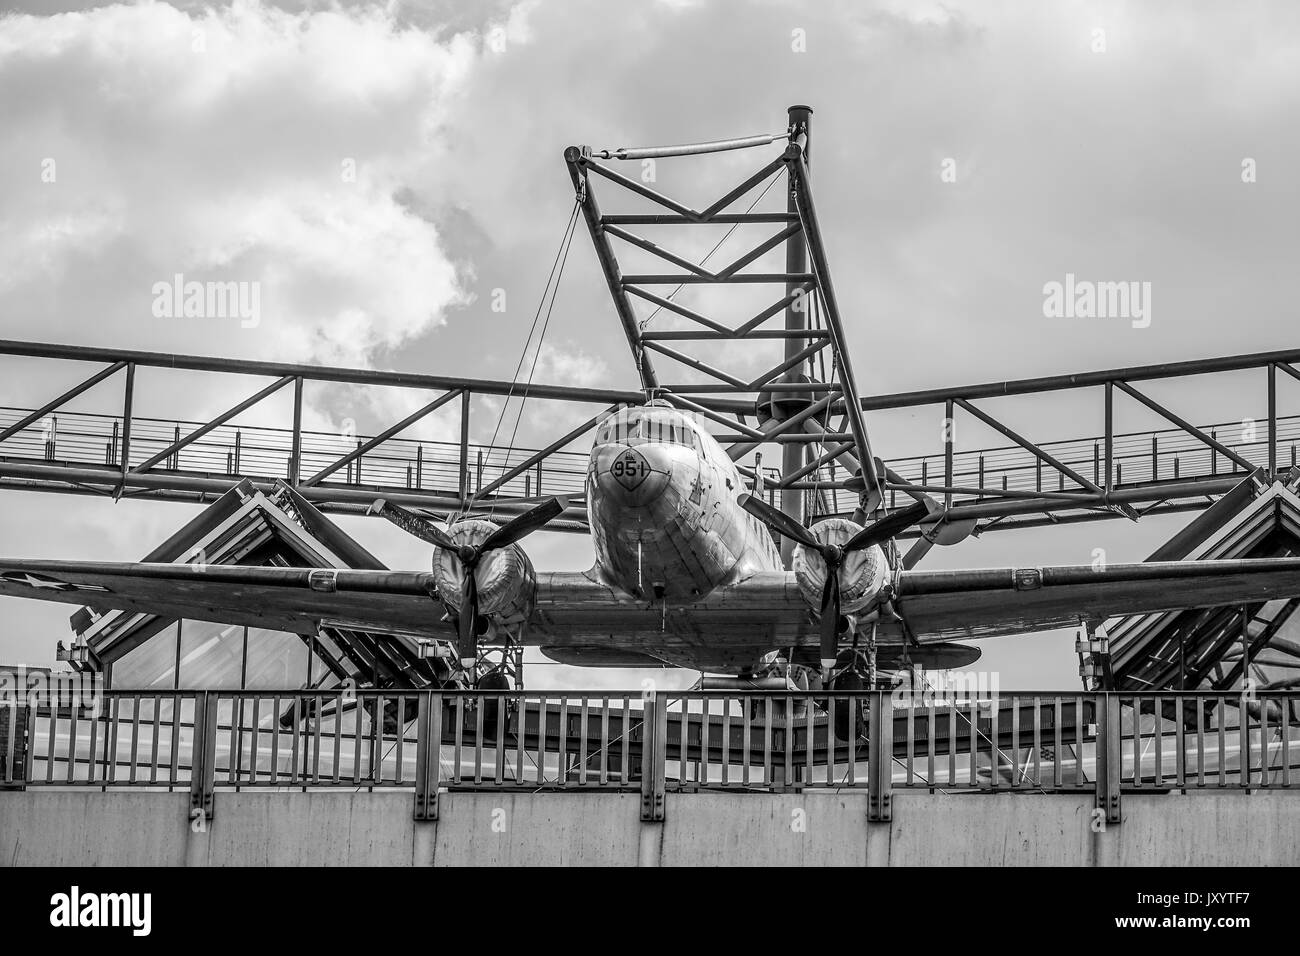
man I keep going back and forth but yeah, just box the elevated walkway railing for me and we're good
[0,406,591,502]
[6,339,1300,534]
[1,403,1291,525]
[3,689,1298,823]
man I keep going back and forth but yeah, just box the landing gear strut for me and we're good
[825,628,882,743]
[827,668,866,743]
[457,638,523,738]
[476,666,513,739]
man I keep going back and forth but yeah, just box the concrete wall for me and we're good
[4,789,1300,866]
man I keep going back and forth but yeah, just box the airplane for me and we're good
[6,394,1300,742]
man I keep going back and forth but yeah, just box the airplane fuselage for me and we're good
[586,403,783,601]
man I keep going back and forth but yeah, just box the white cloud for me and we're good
[532,341,609,388]
[0,0,525,666]
[0,0,484,373]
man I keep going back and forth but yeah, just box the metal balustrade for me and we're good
[883,422,1293,508]
[4,689,1299,823]
[3,403,1293,521]
[0,405,591,501]
[7,341,1300,537]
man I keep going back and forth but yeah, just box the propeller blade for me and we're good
[458,568,478,665]
[738,493,820,551]
[368,499,456,551]
[844,500,934,551]
[481,497,565,551]
[819,570,839,674]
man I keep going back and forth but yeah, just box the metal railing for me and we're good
[4,690,1299,822]
[0,406,591,501]
[5,404,1294,523]
[7,339,1300,537]
[884,418,1295,505]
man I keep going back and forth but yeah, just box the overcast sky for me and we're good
[1,0,1298,688]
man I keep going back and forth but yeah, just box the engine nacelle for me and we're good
[792,517,890,618]
[432,518,536,626]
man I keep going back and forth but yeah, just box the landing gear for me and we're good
[827,669,867,743]
[456,638,522,738]
[825,633,880,743]
[476,667,514,739]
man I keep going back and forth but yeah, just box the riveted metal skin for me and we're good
[587,405,781,604]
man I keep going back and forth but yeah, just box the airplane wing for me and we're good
[0,562,446,637]
[0,560,807,670]
[5,557,1300,671]
[532,559,1300,666]
[893,559,1300,642]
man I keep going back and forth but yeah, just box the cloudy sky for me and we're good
[1,0,1298,688]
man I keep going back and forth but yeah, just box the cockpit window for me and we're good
[594,408,700,450]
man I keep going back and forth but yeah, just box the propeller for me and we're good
[367,499,456,551]
[739,494,933,679]
[369,497,564,668]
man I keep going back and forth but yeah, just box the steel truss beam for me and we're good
[785,146,881,509]
[0,331,1296,540]
[0,338,722,408]
[565,109,883,528]
[856,351,1300,541]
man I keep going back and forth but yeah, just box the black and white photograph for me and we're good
[0,0,1293,907]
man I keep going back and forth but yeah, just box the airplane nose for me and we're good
[592,443,671,507]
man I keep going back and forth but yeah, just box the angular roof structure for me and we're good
[63,479,455,691]
[1102,469,1300,693]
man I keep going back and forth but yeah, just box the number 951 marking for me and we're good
[611,450,649,489]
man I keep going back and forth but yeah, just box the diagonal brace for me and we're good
[132,375,295,474]
[1113,381,1255,473]
[954,397,1106,496]
[301,389,462,487]
[0,361,128,445]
